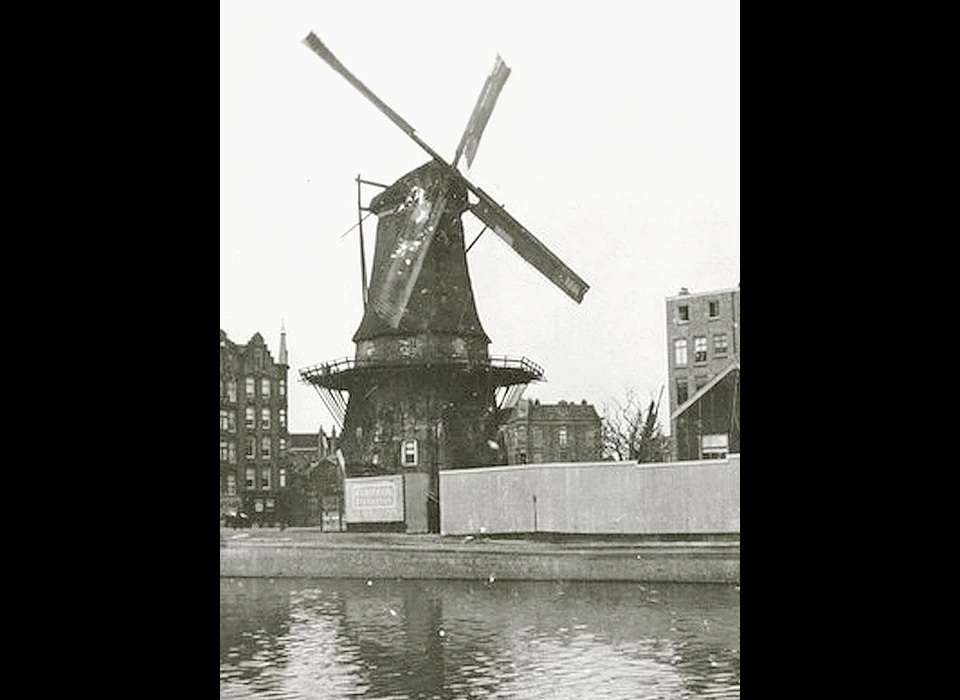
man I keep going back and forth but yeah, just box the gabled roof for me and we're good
[672,358,740,421]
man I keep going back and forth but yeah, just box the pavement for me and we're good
[220,526,739,552]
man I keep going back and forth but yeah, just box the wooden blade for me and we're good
[453,55,511,175]
[469,188,589,303]
[302,32,448,166]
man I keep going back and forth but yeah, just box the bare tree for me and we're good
[602,387,670,462]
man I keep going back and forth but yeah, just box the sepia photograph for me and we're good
[221,2,739,697]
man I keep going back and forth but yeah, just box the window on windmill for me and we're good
[402,439,418,466]
[678,305,690,322]
[694,336,708,363]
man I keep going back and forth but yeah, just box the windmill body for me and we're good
[300,34,587,531]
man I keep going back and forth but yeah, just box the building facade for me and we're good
[665,285,740,460]
[220,328,290,524]
[284,429,343,528]
[500,399,601,465]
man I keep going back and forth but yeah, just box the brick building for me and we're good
[665,285,740,460]
[220,328,290,524]
[500,399,601,465]
[284,429,343,527]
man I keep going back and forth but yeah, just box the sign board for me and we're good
[344,475,405,523]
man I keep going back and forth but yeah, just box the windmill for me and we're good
[299,33,589,531]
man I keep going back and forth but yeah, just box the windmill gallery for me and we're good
[298,33,590,533]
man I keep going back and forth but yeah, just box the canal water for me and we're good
[221,577,740,699]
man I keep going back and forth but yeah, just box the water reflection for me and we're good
[221,578,739,699]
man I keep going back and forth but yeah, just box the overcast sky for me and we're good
[220,1,740,435]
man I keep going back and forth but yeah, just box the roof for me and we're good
[505,400,600,424]
[666,285,740,302]
[288,433,319,450]
[672,358,740,420]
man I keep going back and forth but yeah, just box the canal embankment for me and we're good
[220,529,740,583]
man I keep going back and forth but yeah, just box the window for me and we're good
[279,409,287,429]
[695,375,707,390]
[220,410,230,432]
[226,474,236,496]
[713,334,728,356]
[246,436,255,459]
[701,434,728,460]
[402,439,418,466]
[261,437,271,459]
[279,468,286,488]
[245,407,255,429]
[261,378,270,400]
[261,408,271,430]
[709,300,719,318]
[694,336,707,363]
[261,468,271,490]
[532,426,543,447]
[227,380,237,402]
[674,339,688,366]
[678,305,690,322]
[677,378,689,405]
[245,377,255,398]
[228,411,236,433]
[220,439,229,462]
[559,427,568,447]
[228,442,236,464]
[245,468,255,489]
[279,379,286,397]
[279,437,286,452]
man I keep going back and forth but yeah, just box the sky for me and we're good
[220,1,740,435]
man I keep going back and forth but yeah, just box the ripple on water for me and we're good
[221,579,739,699]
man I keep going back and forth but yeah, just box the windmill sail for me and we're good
[454,55,511,175]
[303,31,589,306]
[469,190,589,303]
[367,170,450,329]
